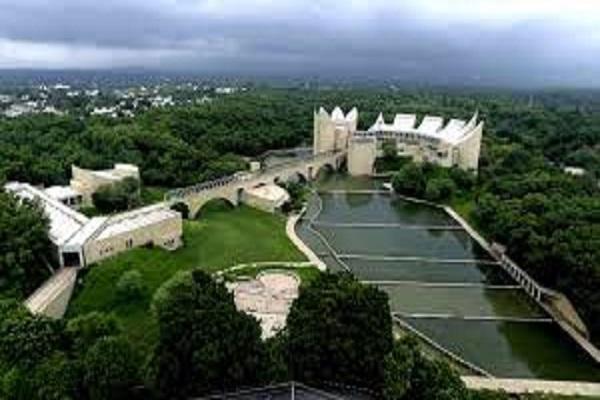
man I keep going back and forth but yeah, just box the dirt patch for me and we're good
[231,271,300,338]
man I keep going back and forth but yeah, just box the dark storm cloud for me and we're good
[0,0,599,86]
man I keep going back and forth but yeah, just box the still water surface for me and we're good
[296,174,600,380]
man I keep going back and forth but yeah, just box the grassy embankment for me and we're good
[68,201,306,353]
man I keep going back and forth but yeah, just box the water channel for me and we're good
[295,173,600,381]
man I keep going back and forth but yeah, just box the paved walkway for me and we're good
[393,311,553,323]
[336,254,500,265]
[311,221,464,230]
[363,280,520,289]
[463,376,600,396]
[25,267,78,318]
[286,211,326,271]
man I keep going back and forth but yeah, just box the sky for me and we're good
[1,0,600,87]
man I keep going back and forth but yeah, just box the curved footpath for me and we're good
[286,210,327,271]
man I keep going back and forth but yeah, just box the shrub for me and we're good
[83,336,141,400]
[425,178,456,201]
[92,177,141,213]
[116,270,146,301]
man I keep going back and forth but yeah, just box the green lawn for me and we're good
[140,186,168,205]
[68,203,306,353]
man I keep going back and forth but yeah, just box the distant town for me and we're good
[0,78,247,118]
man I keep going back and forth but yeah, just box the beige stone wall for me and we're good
[456,122,483,172]
[83,216,182,265]
[70,164,140,205]
[348,137,377,176]
[242,191,278,213]
[313,110,336,154]
[313,109,357,155]
[70,165,113,204]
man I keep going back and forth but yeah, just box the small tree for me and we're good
[32,352,84,400]
[0,190,53,297]
[66,311,121,351]
[392,163,426,197]
[0,304,64,369]
[383,337,469,400]
[116,270,146,301]
[83,336,141,400]
[425,178,456,202]
[92,177,141,213]
[382,139,398,161]
[383,337,419,399]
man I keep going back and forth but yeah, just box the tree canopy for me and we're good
[0,190,53,298]
[151,269,267,398]
[286,272,393,391]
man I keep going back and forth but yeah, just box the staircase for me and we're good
[24,268,78,318]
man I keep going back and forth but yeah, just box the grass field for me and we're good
[68,201,306,353]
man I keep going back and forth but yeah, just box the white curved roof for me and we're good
[393,114,417,130]
[365,112,480,145]
[437,119,467,142]
[417,116,444,135]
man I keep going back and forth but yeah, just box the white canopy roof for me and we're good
[5,182,89,246]
[366,112,480,145]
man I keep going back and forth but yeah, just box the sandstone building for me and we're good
[314,107,484,175]
[70,163,140,205]
[5,182,182,268]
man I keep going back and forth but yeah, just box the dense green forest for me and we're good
[2,88,599,188]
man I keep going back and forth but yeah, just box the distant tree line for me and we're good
[2,88,599,189]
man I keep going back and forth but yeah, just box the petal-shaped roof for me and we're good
[331,106,345,121]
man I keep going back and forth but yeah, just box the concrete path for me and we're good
[25,267,78,318]
[463,376,600,397]
[393,312,553,323]
[363,280,521,289]
[311,221,464,230]
[216,261,315,276]
[319,190,389,194]
[286,212,327,271]
[336,254,500,265]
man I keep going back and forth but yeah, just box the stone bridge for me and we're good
[165,151,346,218]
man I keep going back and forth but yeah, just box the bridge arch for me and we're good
[314,162,336,179]
[170,202,190,219]
[188,196,238,219]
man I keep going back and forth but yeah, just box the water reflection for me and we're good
[296,180,600,380]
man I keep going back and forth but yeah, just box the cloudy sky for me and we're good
[1,0,600,86]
